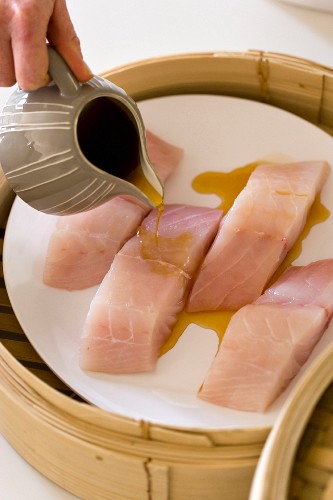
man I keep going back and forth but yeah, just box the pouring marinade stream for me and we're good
[126,163,165,242]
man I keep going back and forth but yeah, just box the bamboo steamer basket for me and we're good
[1,50,333,499]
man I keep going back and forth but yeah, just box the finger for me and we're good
[9,4,53,90]
[12,40,51,91]
[47,0,92,82]
[0,38,16,87]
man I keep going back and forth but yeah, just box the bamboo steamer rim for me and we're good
[1,49,333,499]
[250,343,333,500]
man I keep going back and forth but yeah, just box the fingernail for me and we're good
[83,61,93,80]
[20,73,51,91]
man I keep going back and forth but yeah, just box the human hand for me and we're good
[0,0,93,90]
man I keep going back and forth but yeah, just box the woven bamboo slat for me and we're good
[0,50,333,499]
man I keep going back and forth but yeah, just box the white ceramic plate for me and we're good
[3,95,333,430]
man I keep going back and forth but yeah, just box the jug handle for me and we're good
[47,45,81,98]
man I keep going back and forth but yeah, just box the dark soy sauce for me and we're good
[76,96,140,178]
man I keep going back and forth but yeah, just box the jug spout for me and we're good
[0,46,164,215]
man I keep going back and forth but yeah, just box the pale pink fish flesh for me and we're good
[79,204,222,373]
[199,259,333,412]
[255,259,333,317]
[145,130,183,181]
[43,132,183,290]
[43,197,147,290]
[187,161,330,311]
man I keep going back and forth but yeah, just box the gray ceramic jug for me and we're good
[0,46,164,215]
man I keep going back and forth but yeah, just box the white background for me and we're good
[1,0,333,497]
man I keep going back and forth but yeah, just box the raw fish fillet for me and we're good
[79,204,222,373]
[145,130,183,181]
[199,259,333,412]
[43,132,183,290]
[187,161,330,311]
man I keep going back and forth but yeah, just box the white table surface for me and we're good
[1,0,333,498]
